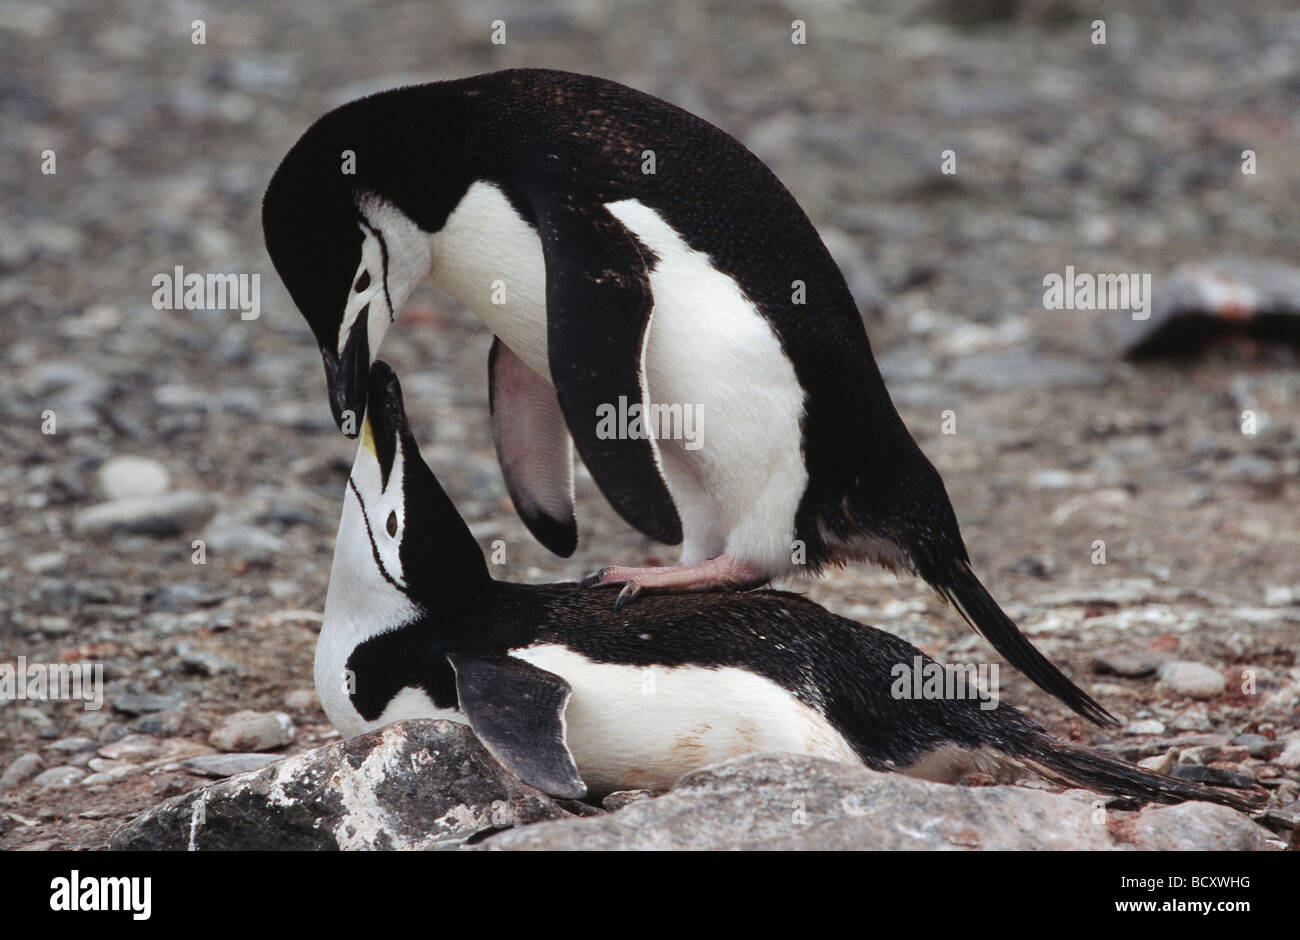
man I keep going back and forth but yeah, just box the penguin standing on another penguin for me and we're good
[267,67,1111,726]
[314,360,1258,812]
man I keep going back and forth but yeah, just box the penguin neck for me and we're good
[398,457,496,612]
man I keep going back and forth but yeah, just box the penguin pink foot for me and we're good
[581,555,769,610]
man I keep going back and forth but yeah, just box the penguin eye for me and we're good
[355,270,370,292]
[385,510,398,537]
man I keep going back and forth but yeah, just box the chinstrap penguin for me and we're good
[267,67,1109,725]
[314,360,1258,811]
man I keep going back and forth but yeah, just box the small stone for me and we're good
[1264,800,1300,832]
[73,490,214,537]
[16,707,56,737]
[131,707,187,736]
[1276,739,1300,770]
[1179,746,1250,765]
[33,766,87,789]
[180,753,283,778]
[97,455,171,500]
[1232,734,1280,760]
[1170,709,1213,732]
[147,582,230,612]
[1263,585,1295,606]
[1169,764,1255,790]
[1091,646,1172,678]
[200,519,284,566]
[602,789,655,812]
[1220,454,1279,486]
[22,615,74,636]
[1124,719,1166,736]
[23,551,65,574]
[81,763,140,786]
[176,644,245,677]
[209,710,295,752]
[113,693,184,716]
[1137,750,1177,774]
[283,689,318,711]
[46,737,98,755]
[1158,661,1226,699]
[97,734,161,762]
[0,753,43,791]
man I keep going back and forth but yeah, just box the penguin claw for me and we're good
[579,568,616,589]
[613,582,642,611]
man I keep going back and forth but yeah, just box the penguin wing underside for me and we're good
[535,198,683,546]
[447,652,587,799]
[489,338,578,557]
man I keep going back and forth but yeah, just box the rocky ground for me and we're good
[1,0,1298,850]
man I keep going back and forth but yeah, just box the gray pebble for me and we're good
[1170,709,1213,732]
[1169,764,1255,790]
[601,789,655,812]
[1158,661,1226,699]
[1277,739,1300,770]
[181,753,284,778]
[97,455,171,500]
[147,581,231,612]
[97,735,161,761]
[33,766,87,789]
[131,707,186,736]
[16,707,57,737]
[113,692,184,716]
[1231,734,1280,760]
[46,737,99,755]
[283,689,318,711]
[1091,646,1172,678]
[0,753,43,791]
[209,710,295,752]
[23,551,65,574]
[201,519,284,566]
[73,490,214,537]
[1124,719,1166,736]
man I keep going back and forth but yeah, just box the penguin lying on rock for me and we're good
[314,361,1258,811]
[267,68,1112,727]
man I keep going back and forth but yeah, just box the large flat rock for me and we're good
[480,754,1275,851]
[109,720,572,850]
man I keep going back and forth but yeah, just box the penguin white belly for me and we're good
[605,198,808,573]
[427,182,808,575]
[510,643,860,794]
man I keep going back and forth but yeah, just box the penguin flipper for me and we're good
[535,198,683,546]
[488,338,577,557]
[447,652,587,799]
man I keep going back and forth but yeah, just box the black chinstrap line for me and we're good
[346,476,407,594]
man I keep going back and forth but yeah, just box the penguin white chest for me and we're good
[427,182,552,378]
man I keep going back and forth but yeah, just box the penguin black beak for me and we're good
[322,319,370,438]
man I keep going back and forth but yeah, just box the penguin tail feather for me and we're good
[1023,741,1265,813]
[935,561,1119,728]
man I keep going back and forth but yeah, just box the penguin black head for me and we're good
[326,360,492,624]
[263,87,475,437]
